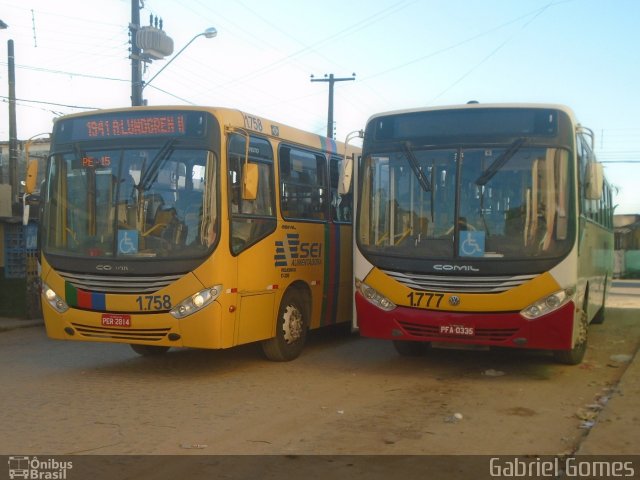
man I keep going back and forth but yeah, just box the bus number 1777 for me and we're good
[407,291,444,308]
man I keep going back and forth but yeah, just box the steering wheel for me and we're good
[445,221,476,236]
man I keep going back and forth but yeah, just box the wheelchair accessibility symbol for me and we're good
[459,231,485,257]
[118,230,138,255]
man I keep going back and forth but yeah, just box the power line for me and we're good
[0,62,128,83]
[428,1,556,104]
[0,95,97,110]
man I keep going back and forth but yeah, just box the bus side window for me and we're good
[279,145,327,221]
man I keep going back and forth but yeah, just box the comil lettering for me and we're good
[434,264,479,272]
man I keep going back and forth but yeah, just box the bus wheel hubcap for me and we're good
[282,305,303,344]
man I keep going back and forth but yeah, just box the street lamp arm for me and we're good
[142,27,217,93]
[345,129,364,146]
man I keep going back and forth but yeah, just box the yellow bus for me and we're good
[32,106,358,360]
[353,103,613,364]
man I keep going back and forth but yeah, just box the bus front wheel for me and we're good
[553,340,587,365]
[553,312,588,365]
[393,340,428,356]
[261,290,309,362]
[130,344,170,356]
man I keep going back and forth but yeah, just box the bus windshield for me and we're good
[42,145,218,259]
[357,144,573,261]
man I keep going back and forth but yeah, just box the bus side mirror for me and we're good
[25,160,38,194]
[585,162,603,200]
[338,155,353,195]
[242,163,258,201]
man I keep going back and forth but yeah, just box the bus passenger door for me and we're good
[227,134,278,345]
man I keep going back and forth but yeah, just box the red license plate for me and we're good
[101,314,132,328]
[439,324,474,336]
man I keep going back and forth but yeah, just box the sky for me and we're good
[0,0,639,213]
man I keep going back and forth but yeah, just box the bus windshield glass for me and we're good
[41,145,218,259]
[357,144,572,260]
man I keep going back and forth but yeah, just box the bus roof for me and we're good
[52,105,359,157]
[365,102,579,126]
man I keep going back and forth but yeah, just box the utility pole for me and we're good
[310,73,355,139]
[130,0,143,106]
[0,19,7,184]
[8,39,18,212]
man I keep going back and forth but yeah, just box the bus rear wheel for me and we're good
[591,279,608,325]
[130,344,170,356]
[261,290,308,362]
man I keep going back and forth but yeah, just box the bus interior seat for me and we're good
[153,206,186,244]
[144,194,165,225]
[177,190,203,244]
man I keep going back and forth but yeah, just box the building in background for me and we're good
[614,214,640,278]
[0,138,49,319]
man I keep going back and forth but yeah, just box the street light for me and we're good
[142,27,217,96]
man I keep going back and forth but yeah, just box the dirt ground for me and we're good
[0,284,638,478]
[0,311,637,457]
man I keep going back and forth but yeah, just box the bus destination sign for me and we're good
[56,110,208,142]
[84,114,186,139]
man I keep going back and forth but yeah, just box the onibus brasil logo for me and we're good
[8,456,73,479]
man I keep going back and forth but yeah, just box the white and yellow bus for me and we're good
[31,106,358,361]
[353,103,613,364]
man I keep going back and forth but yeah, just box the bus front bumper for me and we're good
[42,300,225,349]
[355,293,576,351]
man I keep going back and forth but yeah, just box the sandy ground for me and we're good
[0,281,638,478]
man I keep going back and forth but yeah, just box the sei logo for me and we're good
[275,233,322,268]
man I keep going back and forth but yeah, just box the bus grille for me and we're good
[71,322,171,341]
[58,271,184,294]
[381,270,536,293]
[399,321,519,342]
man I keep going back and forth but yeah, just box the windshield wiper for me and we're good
[138,139,176,192]
[402,142,431,192]
[475,137,527,186]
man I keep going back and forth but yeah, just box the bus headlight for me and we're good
[42,282,69,313]
[170,285,222,319]
[356,278,396,312]
[520,288,575,320]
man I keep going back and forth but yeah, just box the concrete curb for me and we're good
[575,342,640,455]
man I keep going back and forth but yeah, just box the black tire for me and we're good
[553,339,587,365]
[261,289,308,361]
[393,340,428,356]
[591,306,606,325]
[554,306,588,365]
[591,279,607,325]
[130,344,170,356]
